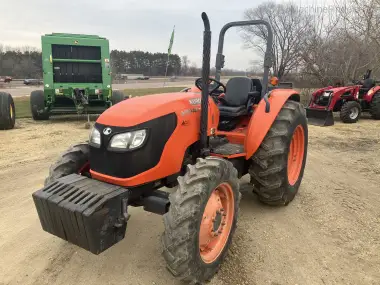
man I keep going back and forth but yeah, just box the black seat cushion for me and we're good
[222,77,253,106]
[217,77,253,118]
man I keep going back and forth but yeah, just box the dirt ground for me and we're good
[1,115,380,285]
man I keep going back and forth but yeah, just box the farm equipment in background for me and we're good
[24,78,43,85]
[30,33,127,120]
[306,70,380,126]
[0,76,12,83]
[0,92,16,130]
[32,13,308,284]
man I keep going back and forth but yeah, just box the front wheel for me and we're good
[45,143,90,186]
[162,157,241,284]
[249,100,308,206]
[340,101,361,123]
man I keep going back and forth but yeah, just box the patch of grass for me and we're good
[123,86,186,97]
[13,87,186,118]
[14,97,31,118]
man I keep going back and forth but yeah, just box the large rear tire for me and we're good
[340,101,361,123]
[44,143,90,186]
[0,92,15,130]
[30,90,49,120]
[249,100,308,206]
[370,93,380,120]
[162,157,241,284]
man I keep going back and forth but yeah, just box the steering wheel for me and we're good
[195,78,226,95]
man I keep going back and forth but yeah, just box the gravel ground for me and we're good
[0,115,379,285]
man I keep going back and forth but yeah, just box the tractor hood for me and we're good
[313,86,356,97]
[97,92,201,127]
[328,86,356,92]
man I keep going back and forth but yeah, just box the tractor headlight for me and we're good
[89,128,101,147]
[322,92,331,97]
[109,129,147,150]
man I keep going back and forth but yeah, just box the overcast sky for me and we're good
[1,0,333,69]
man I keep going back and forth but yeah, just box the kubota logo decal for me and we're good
[103,128,112,135]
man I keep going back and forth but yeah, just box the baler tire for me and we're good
[111,90,127,105]
[44,143,90,186]
[249,100,308,206]
[162,157,241,284]
[340,101,361,123]
[0,92,16,130]
[30,90,49,120]
[370,93,380,120]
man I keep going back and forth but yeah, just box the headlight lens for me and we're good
[89,128,101,147]
[109,129,147,150]
[322,92,331,97]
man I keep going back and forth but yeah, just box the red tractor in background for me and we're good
[306,70,380,126]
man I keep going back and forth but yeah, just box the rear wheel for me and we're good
[45,143,90,186]
[340,101,361,123]
[0,92,15,130]
[30,90,49,120]
[162,157,240,284]
[249,100,308,206]
[370,93,380,120]
[111,90,128,105]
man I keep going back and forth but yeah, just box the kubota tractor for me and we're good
[32,13,308,284]
[306,70,380,126]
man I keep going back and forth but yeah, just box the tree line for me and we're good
[0,45,247,79]
[110,50,181,77]
[0,45,42,79]
[0,46,183,79]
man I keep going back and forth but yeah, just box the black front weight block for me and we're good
[32,174,129,254]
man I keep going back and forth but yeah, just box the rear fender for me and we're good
[245,89,300,159]
[366,86,380,102]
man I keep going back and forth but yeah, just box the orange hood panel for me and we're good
[97,92,201,127]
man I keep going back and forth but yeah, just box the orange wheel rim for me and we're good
[199,183,234,264]
[287,125,305,185]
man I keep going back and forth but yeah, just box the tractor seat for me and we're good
[218,77,258,117]
[359,78,376,96]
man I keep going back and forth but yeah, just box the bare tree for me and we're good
[299,3,343,85]
[301,0,380,85]
[242,2,310,79]
[337,0,380,76]
[181,55,189,75]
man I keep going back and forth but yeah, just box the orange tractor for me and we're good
[32,13,308,284]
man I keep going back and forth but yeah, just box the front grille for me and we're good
[90,113,177,178]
